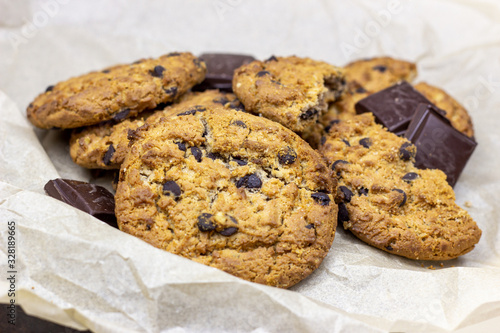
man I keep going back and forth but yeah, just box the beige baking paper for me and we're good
[1,0,500,332]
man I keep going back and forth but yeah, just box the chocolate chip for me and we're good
[402,172,419,182]
[45,85,54,92]
[193,105,206,112]
[167,52,181,57]
[236,174,262,189]
[324,119,340,133]
[150,65,165,78]
[358,187,369,196]
[231,120,247,128]
[338,186,353,203]
[331,160,349,170]
[399,142,416,161]
[191,147,203,162]
[278,146,297,165]
[342,139,351,147]
[213,97,229,106]
[164,86,178,96]
[233,158,247,166]
[338,203,349,223]
[176,142,186,151]
[372,65,387,72]
[256,70,270,77]
[300,108,319,120]
[311,192,330,206]
[229,100,245,111]
[197,213,216,232]
[103,144,115,166]
[305,224,315,229]
[193,58,203,69]
[228,215,238,224]
[385,245,393,251]
[321,136,327,146]
[163,180,181,197]
[270,79,282,86]
[219,227,238,236]
[102,69,111,74]
[207,152,222,160]
[113,109,130,121]
[359,137,372,148]
[266,55,278,62]
[356,86,367,93]
[392,189,407,207]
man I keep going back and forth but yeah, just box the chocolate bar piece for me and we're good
[405,104,477,187]
[355,81,434,133]
[44,178,117,228]
[193,53,255,92]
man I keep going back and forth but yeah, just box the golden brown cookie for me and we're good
[69,90,241,169]
[27,52,206,129]
[115,104,337,288]
[319,113,481,260]
[414,82,474,137]
[232,56,345,133]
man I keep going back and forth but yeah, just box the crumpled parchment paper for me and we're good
[1,1,500,332]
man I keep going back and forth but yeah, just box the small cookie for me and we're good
[302,57,417,147]
[232,56,345,132]
[115,104,337,288]
[27,52,206,129]
[414,82,474,137]
[320,113,481,260]
[70,90,241,169]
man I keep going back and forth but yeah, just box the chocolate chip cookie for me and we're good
[232,56,345,133]
[320,113,481,260]
[69,90,242,169]
[115,104,337,288]
[27,52,206,129]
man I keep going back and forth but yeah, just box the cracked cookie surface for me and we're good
[115,104,337,288]
[27,52,206,129]
[69,90,241,169]
[232,56,345,133]
[319,113,481,260]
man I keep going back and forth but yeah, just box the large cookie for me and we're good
[27,52,206,129]
[232,56,345,133]
[319,113,481,260]
[115,104,337,288]
[69,90,241,169]
[414,82,474,137]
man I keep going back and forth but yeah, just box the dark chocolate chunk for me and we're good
[45,85,54,92]
[311,192,331,206]
[300,108,319,120]
[402,172,419,182]
[219,227,238,236]
[338,202,349,223]
[150,65,165,78]
[113,109,130,121]
[277,146,297,165]
[305,224,315,229]
[392,189,407,207]
[355,81,433,133]
[193,53,255,92]
[191,147,203,162]
[399,142,415,161]
[232,158,247,166]
[103,144,115,166]
[404,103,477,187]
[358,187,369,196]
[163,180,182,197]
[44,179,117,227]
[164,86,178,96]
[197,213,216,232]
[231,120,247,128]
[265,55,278,62]
[338,186,353,203]
[236,174,262,189]
[359,137,372,148]
[372,65,387,72]
[176,142,187,151]
[256,70,271,77]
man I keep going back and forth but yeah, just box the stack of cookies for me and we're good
[28,51,482,288]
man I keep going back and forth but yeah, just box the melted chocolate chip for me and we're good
[219,227,238,236]
[113,109,130,121]
[300,108,319,120]
[358,187,369,196]
[392,189,407,207]
[103,144,115,166]
[372,65,387,72]
[311,192,330,206]
[359,137,372,148]
[277,146,297,165]
[176,142,186,151]
[164,86,178,96]
[231,120,247,128]
[191,147,203,162]
[338,203,349,223]
[402,172,419,182]
[197,213,216,232]
[256,70,270,77]
[163,180,181,197]
[45,85,54,92]
[338,186,353,203]
[399,142,416,161]
[150,65,165,78]
[236,174,262,189]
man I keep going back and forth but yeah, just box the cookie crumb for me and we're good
[464,201,473,208]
